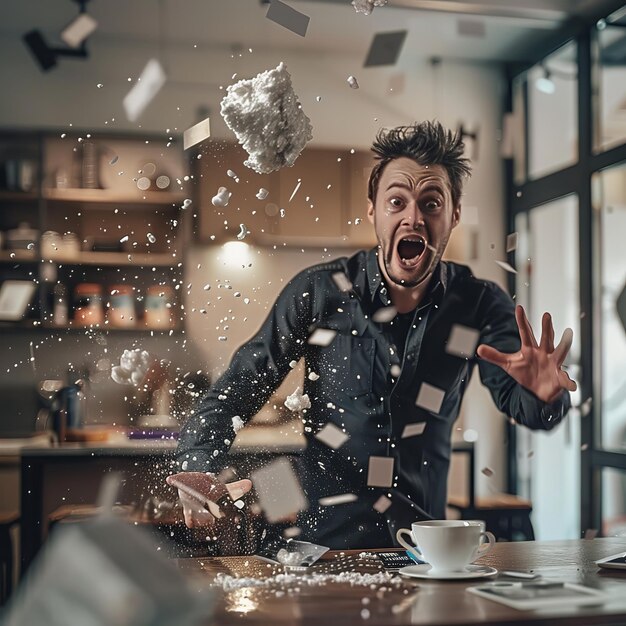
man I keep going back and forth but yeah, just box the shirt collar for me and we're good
[365,247,447,307]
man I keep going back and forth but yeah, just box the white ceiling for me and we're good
[0,0,621,63]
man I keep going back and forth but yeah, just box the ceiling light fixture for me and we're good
[535,65,555,94]
[23,0,96,72]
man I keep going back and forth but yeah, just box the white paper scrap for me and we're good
[251,457,308,523]
[123,59,166,123]
[415,382,445,414]
[401,422,426,438]
[367,456,394,488]
[506,232,518,253]
[495,259,517,274]
[373,495,392,513]
[372,306,397,323]
[307,328,337,347]
[315,423,349,449]
[445,324,480,358]
[390,364,402,378]
[184,117,211,150]
[319,493,357,506]
[332,272,353,293]
[60,13,98,48]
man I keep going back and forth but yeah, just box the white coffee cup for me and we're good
[396,520,495,574]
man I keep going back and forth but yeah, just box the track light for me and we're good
[23,0,96,72]
[535,65,555,94]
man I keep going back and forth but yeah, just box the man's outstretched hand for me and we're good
[166,472,252,528]
[476,305,577,404]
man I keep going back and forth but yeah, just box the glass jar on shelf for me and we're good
[144,285,173,329]
[73,283,104,327]
[107,284,135,328]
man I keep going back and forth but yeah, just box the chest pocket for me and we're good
[318,333,376,398]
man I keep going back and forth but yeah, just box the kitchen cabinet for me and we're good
[192,140,378,248]
[0,129,190,331]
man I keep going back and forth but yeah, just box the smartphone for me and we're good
[595,552,626,570]
[377,551,426,569]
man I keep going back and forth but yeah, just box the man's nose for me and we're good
[401,205,425,230]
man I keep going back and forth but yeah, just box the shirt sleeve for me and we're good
[476,281,571,430]
[175,270,313,472]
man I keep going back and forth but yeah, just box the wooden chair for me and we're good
[449,442,535,541]
[0,511,19,605]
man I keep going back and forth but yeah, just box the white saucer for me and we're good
[399,564,498,580]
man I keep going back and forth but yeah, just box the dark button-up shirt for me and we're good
[177,248,570,549]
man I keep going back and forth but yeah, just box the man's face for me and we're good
[367,157,461,289]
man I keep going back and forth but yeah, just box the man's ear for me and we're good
[451,203,461,228]
[367,200,375,225]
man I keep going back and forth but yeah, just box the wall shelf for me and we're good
[44,188,186,205]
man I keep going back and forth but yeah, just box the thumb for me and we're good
[226,478,253,501]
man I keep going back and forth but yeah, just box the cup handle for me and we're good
[396,528,424,561]
[476,530,496,557]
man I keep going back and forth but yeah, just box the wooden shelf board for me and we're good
[44,188,186,205]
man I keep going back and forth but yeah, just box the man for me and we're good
[168,121,575,551]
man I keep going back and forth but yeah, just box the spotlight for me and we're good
[23,0,96,72]
[23,29,88,71]
[535,65,555,94]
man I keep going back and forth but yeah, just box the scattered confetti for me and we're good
[319,493,358,506]
[372,306,397,323]
[481,467,494,477]
[266,0,310,37]
[367,456,394,488]
[401,422,426,438]
[347,75,359,89]
[307,371,320,381]
[495,260,517,274]
[256,187,269,200]
[445,324,480,359]
[184,117,211,150]
[506,232,518,253]
[232,415,245,433]
[288,179,302,203]
[307,328,337,347]
[415,382,445,414]
[250,457,308,523]
[123,58,166,122]
[373,495,392,513]
[390,364,402,378]
[315,423,349,449]
[331,272,353,293]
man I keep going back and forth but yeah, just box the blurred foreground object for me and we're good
[3,515,215,626]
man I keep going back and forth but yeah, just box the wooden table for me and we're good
[176,539,626,625]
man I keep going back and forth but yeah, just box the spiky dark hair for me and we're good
[367,121,471,207]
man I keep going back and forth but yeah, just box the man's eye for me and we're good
[424,200,441,211]
[389,198,404,208]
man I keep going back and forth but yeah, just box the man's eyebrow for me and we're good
[385,181,413,192]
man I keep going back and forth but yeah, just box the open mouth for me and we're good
[396,235,427,266]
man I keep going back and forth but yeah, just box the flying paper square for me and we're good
[372,306,397,323]
[373,495,392,513]
[367,456,394,488]
[61,13,98,48]
[415,382,445,414]
[266,0,310,37]
[495,259,517,274]
[315,423,349,449]
[446,324,480,359]
[307,328,337,347]
[506,232,518,253]
[123,59,166,123]
[318,493,357,506]
[364,30,407,67]
[184,117,211,150]
[332,272,353,293]
[251,457,308,523]
[401,422,426,438]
